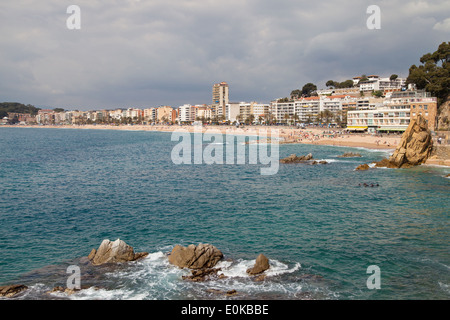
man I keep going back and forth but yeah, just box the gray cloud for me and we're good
[0,0,449,110]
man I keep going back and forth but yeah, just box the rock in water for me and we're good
[338,152,362,158]
[280,153,313,163]
[247,254,270,275]
[355,164,370,171]
[88,239,149,266]
[373,115,433,169]
[0,285,28,298]
[168,243,223,269]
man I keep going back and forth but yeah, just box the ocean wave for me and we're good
[438,282,450,294]
[8,251,337,300]
[216,258,301,278]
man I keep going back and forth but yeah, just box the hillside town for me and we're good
[0,75,440,134]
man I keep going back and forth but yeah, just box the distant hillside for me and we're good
[0,102,41,118]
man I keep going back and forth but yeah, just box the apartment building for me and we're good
[178,104,196,123]
[359,75,406,92]
[157,106,174,123]
[294,97,320,123]
[212,82,229,118]
[347,90,438,132]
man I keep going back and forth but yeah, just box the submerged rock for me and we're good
[280,153,313,163]
[338,152,362,158]
[88,239,149,266]
[247,254,270,275]
[168,243,223,269]
[373,158,400,169]
[182,268,223,282]
[355,164,370,171]
[0,285,28,298]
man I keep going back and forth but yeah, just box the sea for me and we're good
[0,127,449,300]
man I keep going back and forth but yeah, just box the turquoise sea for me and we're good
[0,127,449,300]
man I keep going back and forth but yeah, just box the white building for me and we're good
[178,104,195,123]
[347,106,411,133]
[359,75,406,92]
[294,97,321,123]
[271,100,295,123]
[226,103,241,122]
[110,109,124,120]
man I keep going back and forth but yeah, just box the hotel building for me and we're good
[212,82,229,118]
[346,90,437,133]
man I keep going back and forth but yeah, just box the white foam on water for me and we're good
[39,252,333,300]
[217,258,301,278]
[438,282,450,294]
[70,287,146,300]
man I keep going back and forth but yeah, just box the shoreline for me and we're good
[1,124,400,150]
[2,124,449,166]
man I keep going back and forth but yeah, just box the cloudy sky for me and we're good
[0,0,449,110]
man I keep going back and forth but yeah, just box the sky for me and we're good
[0,0,449,111]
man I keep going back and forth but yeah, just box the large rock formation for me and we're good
[361,115,434,170]
[437,98,450,130]
[280,153,313,163]
[168,243,223,269]
[0,285,28,298]
[88,239,149,266]
[247,254,270,275]
[387,115,433,168]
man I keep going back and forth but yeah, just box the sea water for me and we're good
[0,127,448,300]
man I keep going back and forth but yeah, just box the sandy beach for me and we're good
[1,124,401,150]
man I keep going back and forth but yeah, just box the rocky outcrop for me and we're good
[437,98,450,130]
[247,254,270,275]
[280,153,313,163]
[168,243,223,269]
[359,115,434,170]
[355,164,370,171]
[338,152,362,158]
[88,239,149,266]
[0,285,28,298]
[182,268,225,282]
[387,115,433,168]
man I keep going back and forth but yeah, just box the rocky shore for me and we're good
[355,115,443,170]
[1,239,274,299]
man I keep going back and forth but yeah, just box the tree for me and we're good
[316,111,324,124]
[406,41,450,105]
[302,83,317,97]
[325,79,354,89]
[290,89,302,99]
[340,79,354,88]
[53,108,65,113]
[0,102,40,118]
[389,74,398,81]
[326,80,336,88]
[372,90,383,98]
[322,110,333,124]
[359,75,369,83]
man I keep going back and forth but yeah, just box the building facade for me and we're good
[212,82,229,118]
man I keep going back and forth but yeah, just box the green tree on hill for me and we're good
[406,41,450,105]
[0,102,40,118]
